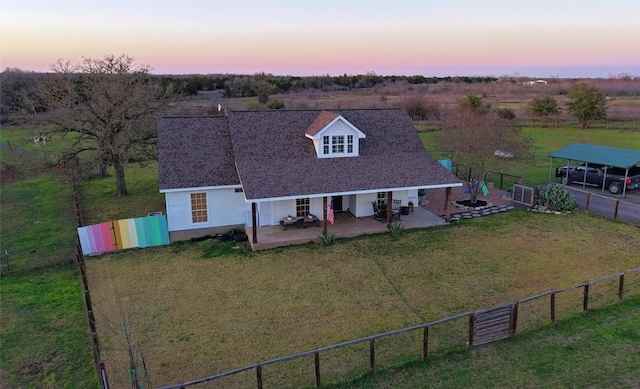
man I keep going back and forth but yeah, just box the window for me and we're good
[234,188,243,193]
[191,193,208,223]
[296,198,310,217]
[323,136,329,154]
[377,192,387,208]
[347,135,353,153]
[332,136,344,153]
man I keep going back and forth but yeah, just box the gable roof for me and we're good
[157,109,461,199]
[304,111,339,137]
[157,116,239,190]
[228,109,460,200]
[549,143,640,169]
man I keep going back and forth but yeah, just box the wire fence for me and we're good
[157,268,640,389]
[72,180,110,389]
[568,187,640,224]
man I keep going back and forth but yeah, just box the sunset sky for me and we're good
[1,0,639,78]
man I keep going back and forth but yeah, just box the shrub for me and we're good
[387,222,404,235]
[535,183,578,212]
[319,232,336,246]
[497,108,516,120]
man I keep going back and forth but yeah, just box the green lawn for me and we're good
[1,264,99,389]
[327,294,640,389]
[86,211,640,388]
[1,125,99,388]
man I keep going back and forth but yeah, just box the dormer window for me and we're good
[332,135,345,153]
[306,112,366,159]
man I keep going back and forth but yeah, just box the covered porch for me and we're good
[245,205,446,251]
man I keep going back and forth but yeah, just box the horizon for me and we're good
[1,1,639,78]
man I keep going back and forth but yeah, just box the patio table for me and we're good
[279,216,302,230]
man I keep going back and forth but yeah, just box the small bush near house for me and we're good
[319,232,336,246]
[387,222,405,235]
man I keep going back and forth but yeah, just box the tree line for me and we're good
[0,54,618,198]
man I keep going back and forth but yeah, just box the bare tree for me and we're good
[437,109,532,204]
[37,54,175,196]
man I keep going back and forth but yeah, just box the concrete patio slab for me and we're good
[245,206,446,251]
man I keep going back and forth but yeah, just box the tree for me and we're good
[437,109,532,204]
[0,68,45,123]
[402,95,441,121]
[566,84,607,129]
[497,108,516,120]
[459,95,491,113]
[37,54,175,196]
[526,95,561,127]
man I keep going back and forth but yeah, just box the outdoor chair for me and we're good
[372,201,385,220]
[391,199,402,221]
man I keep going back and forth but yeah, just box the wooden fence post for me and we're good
[422,327,429,359]
[369,339,375,371]
[583,284,589,312]
[585,193,591,212]
[619,274,625,301]
[550,293,556,322]
[256,365,263,389]
[99,362,110,389]
[314,353,321,388]
[468,314,475,347]
[511,302,519,335]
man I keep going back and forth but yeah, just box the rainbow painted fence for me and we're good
[77,215,170,256]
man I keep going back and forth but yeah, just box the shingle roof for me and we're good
[228,109,461,200]
[157,109,462,198]
[157,116,239,190]
[304,111,339,137]
[549,143,640,169]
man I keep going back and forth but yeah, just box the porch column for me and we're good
[444,187,452,222]
[323,196,328,235]
[387,191,393,223]
[251,202,258,244]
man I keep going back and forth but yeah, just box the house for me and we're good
[157,108,462,246]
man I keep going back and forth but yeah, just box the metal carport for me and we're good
[548,143,640,197]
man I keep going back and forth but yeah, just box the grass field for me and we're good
[2,100,640,388]
[1,126,99,387]
[86,211,640,388]
[1,264,99,389]
[419,126,640,186]
[328,294,640,389]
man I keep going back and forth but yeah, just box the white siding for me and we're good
[317,120,361,158]
[166,189,418,232]
[165,188,249,232]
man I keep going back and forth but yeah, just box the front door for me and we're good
[332,196,343,212]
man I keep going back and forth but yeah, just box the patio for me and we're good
[245,206,447,251]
